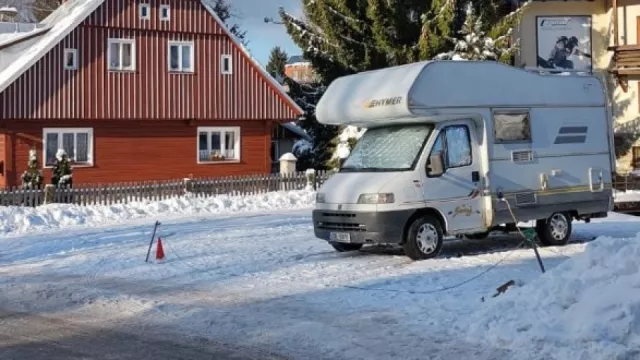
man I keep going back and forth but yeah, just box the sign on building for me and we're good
[536,16,592,71]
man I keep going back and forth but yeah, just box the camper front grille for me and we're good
[321,212,356,218]
[317,222,367,232]
[515,192,537,206]
[511,150,534,163]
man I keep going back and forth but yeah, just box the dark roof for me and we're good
[287,55,309,64]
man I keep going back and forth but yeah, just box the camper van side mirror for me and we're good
[428,153,445,176]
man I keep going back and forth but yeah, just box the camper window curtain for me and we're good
[494,112,531,143]
[445,126,472,168]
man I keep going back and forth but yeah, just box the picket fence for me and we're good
[0,171,332,207]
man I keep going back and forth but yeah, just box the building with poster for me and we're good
[513,0,640,173]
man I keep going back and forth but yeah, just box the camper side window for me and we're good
[427,125,472,176]
[494,112,531,143]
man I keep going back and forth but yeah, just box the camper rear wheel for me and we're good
[330,242,363,252]
[404,216,444,260]
[536,212,573,246]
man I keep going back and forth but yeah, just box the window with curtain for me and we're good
[197,127,240,163]
[43,128,93,167]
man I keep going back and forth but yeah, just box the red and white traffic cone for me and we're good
[156,238,165,261]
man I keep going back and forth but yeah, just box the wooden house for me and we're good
[0,0,303,187]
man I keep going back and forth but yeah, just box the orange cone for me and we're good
[156,238,165,260]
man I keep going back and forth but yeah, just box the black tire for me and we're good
[536,212,572,246]
[465,231,489,240]
[330,242,363,252]
[403,215,444,260]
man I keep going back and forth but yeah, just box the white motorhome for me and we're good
[312,60,615,260]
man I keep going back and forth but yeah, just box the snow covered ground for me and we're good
[1,191,640,359]
[0,190,314,235]
[467,235,640,360]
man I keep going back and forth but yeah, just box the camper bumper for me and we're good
[312,209,412,244]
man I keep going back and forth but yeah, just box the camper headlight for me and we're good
[357,193,395,204]
[316,193,326,203]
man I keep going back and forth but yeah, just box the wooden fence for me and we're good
[0,171,332,207]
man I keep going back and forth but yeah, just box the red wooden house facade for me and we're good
[0,0,303,187]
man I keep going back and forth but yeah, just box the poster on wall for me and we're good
[536,16,592,71]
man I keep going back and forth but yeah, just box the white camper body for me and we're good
[312,61,614,260]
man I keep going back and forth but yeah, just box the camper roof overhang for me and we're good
[316,61,607,127]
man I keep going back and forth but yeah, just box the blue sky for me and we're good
[234,0,304,66]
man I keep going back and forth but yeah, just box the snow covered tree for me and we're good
[284,79,338,170]
[277,0,529,168]
[21,147,43,189]
[327,126,366,170]
[51,149,72,187]
[433,2,526,63]
[266,46,289,78]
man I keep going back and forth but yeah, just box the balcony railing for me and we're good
[610,45,640,76]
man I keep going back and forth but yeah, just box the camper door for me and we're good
[422,120,484,233]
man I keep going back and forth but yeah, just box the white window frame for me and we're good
[221,54,232,75]
[160,5,170,21]
[63,48,78,70]
[168,41,195,73]
[107,38,136,71]
[139,3,150,20]
[197,127,241,164]
[42,128,94,168]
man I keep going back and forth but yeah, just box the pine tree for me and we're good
[31,0,60,21]
[212,0,248,46]
[284,79,337,170]
[51,149,72,187]
[277,0,529,167]
[433,2,525,62]
[21,147,43,189]
[0,0,59,21]
[266,46,289,78]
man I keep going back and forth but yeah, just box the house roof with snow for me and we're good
[0,0,304,115]
[286,55,310,66]
[281,122,312,141]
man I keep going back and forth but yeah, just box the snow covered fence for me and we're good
[0,171,332,208]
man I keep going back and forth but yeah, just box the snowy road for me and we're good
[1,209,639,359]
[0,308,272,360]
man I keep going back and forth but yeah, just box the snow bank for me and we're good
[466,235,640,360]
[0,190,315,236]
[614,189,640,202]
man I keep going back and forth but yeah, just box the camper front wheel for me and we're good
[536,212,572,246]
[404,216,444,260]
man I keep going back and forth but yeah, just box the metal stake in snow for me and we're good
[145,221,161,263]
[522,228,546,273]
[499,193,545,274]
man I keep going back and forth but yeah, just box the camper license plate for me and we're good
[330,232,351,243]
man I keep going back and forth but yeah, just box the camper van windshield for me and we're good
[341,124,433,172]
